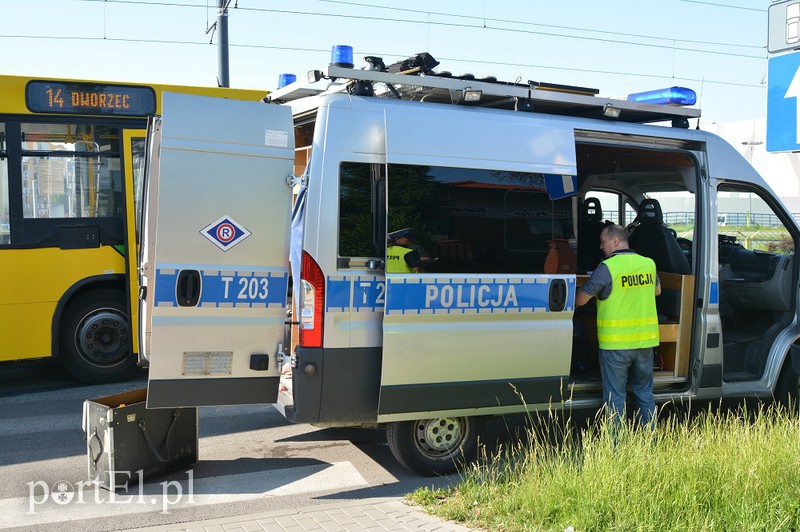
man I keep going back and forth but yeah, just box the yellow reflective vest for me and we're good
[386,245,414,273]
[596,253,659,350]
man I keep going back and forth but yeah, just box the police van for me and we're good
[138,47,800,475]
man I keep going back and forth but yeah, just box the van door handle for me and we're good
[176,270,201,307]
[549,279,567,312]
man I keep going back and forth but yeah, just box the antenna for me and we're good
[695,77,706,130]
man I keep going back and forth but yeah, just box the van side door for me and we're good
[379,107,578,420]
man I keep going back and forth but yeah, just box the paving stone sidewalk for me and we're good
[119,497,474,532]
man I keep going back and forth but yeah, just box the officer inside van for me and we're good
[576,223,661,427]
[387,228,424,273]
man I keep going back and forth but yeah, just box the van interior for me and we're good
[571,140,797,397]
[570,140,699,396]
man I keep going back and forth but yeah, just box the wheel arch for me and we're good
[51,274,127,358]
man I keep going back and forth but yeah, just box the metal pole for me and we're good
[217,0,230,87]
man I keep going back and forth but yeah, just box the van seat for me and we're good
[578,197,605,273]
[629,199,691,274]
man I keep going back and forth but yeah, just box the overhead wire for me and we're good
[0,32,766,90]
[5,0,767,90]
[437,56,762,89]
[311,0,765,50]
[676,0,766,12]
[73,0,767,59]
[227,6,767,60]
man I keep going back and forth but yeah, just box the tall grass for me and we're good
[410,404,800,531]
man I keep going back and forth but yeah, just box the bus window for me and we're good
[0,123,8,244]
[132,137,146,238]
[20,123,122,220]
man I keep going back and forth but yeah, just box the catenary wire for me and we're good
[311,0,765,50]
[72,0,766,59]
[676,0,766,12]
[0,33,766,90]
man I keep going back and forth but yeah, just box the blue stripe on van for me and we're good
[709,281,719,305]
[326,276,384,312]
[385,276,571,315]
[154,267,288,308]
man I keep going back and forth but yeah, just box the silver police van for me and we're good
[138,48,800,475]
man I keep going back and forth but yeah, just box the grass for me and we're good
[409,403,800,531]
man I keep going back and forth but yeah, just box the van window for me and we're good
[718,188,793,251]
[717,184,797,383]
[387,163,574,274]
[338,161,385,259]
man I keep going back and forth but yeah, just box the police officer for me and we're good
[576,223,661,427]
[386,228,423,273]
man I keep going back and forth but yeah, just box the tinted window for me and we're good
[338,162,385,258]
[387,164,574,274]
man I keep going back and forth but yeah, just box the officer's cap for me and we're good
[388,227,413,239]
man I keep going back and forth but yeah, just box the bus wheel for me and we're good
[386,416,481,476]
[60,289,137,384]
[775,361,800,413]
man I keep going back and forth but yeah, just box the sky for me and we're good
[0,0,770,125]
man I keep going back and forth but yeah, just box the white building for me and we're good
[708,119,800,214]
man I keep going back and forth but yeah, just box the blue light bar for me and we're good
[626,86,697,106]
[277,73,296,89]
[330,45,354,68]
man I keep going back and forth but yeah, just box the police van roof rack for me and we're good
[267,52,700,127]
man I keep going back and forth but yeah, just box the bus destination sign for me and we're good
[26,81,156,116]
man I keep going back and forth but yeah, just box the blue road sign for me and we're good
[768,51,800,153]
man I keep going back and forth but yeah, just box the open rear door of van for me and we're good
[140,92,294,408]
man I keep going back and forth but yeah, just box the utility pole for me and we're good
[217,0,230,87]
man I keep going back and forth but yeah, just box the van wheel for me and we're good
[60,289,137,384]
[386,416,481,476]
[775,361,800,412]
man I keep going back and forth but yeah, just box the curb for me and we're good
[117,496,474,532]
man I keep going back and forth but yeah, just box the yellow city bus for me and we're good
[0,75,266,382]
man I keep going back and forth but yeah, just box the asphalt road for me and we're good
[0,360,526,532]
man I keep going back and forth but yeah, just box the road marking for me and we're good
[0,461,368,528]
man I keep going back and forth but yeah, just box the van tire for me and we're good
[60,289,137,383]
[775,360,800,412]
[386,416,481,476]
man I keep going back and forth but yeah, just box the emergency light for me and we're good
[627,87,697,106]
[330,45,354,68]
[277,73,296,89]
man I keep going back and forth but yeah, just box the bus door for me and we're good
[141,92,295,408]
[122,128,146,356]
[378,108,578,419]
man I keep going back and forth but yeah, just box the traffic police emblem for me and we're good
[200,216,252,251]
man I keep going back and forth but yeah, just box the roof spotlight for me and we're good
[461,89,481,103]
[603,104,621,119]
